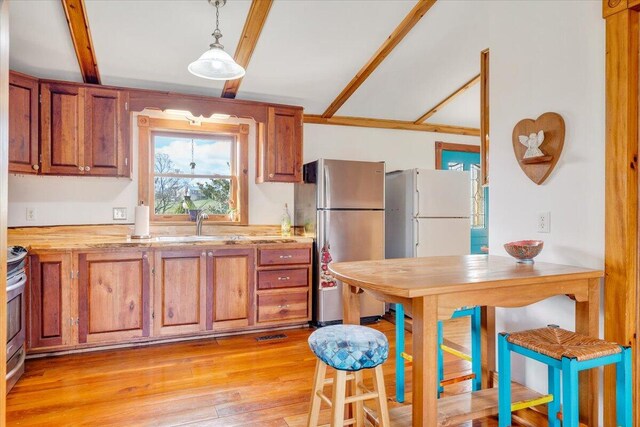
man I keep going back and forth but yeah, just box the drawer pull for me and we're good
[278,276,290,281]
[278,304,290,309]
[279,255,293,259]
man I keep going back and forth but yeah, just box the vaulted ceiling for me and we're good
[9,0,489,129]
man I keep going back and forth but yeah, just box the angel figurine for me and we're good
[519,130,545,159]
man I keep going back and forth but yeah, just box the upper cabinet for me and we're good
[256,106,303,183]
[8,72,39,174]
[40,82,130,177]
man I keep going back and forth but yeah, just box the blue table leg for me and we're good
[498,333,511,427]
[395,303,405,403]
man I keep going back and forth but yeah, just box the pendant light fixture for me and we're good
[188,0,245,81]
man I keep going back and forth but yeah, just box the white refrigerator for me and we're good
[385,169,470,259]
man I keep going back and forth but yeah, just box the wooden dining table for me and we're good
[329,255,604,427]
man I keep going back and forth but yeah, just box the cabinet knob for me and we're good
[201,251,206,257]
[32,164,39,171]
[208,252,213,257]
[85,166,91,172]
[269,173,274,178]
[79,166,84,171]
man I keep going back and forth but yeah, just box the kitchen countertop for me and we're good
[8,224,313,252]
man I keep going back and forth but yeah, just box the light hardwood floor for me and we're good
[7,318,506,426]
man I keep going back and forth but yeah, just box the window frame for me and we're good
[137,115,249,225]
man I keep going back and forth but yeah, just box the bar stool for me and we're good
[498,325,632,427]
[395,303,481,402]
[307,324,391,427]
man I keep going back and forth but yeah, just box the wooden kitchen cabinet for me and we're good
[78,251,150,344]
[28,253,73,349]
[256,106,303,183]
[154,250,207,336]
[40,82,130,177]
[8,71,39,174]
[207,248,255,330]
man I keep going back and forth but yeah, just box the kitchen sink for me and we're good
[155,235,249,243]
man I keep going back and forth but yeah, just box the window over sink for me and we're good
[138,116,249,224]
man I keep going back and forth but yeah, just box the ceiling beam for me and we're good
[414,73,480,124]
[61,0,101,85]
[304,114,480,136]
[321,0,437,118]
[221,0,274,99]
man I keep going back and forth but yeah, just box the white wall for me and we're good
[7,115,478,227]
[487,0,605,403]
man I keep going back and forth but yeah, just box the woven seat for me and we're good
[506,326,621,361]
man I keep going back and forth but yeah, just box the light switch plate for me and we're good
[113,207,127,221]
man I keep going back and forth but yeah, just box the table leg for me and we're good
[342,281,361,325]
[481,306,496,388]
[412,295,438,427]
[575,278,600,426]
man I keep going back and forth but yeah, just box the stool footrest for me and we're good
[440,372,476,387]
[511,394,554,411]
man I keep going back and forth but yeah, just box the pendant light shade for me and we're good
[188,44,245,80]
[189,0,245,81]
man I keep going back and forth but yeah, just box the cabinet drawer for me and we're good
[258,248,310,266]
[257,291,308,323]
[258,268,308,290]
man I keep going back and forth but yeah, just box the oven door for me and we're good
[7,272,26,358]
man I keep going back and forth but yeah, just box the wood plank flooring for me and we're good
[7,319,507,426]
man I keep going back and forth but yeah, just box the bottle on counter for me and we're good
[281,203,292,236]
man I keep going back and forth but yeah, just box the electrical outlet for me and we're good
[113,207,128,221]
[26,207,36,222]
[537,211,550,233]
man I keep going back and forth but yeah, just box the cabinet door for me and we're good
[154,250,207,336]
[78,251,150,344]
[84,87,129,177]
[207,248,255,330]
[9,72,39,174]
[263,106,302,183]
[28,253,72,349]
[40,83,85,175]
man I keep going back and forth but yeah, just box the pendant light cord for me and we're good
[212,0,223,47]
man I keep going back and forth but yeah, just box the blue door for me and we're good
[440,149,488,254]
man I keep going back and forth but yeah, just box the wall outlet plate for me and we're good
[537,211,550,233]
[113,207,128,221]
[26,207,36,222]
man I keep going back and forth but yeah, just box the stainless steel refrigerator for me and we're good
[294,159,386,325]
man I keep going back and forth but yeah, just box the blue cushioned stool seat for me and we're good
[308,324,389,371]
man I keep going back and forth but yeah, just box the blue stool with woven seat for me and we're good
[307,324,391,427]
[498,325,632,427]
[395,303,481,402]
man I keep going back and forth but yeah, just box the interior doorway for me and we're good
[435,142,488,254]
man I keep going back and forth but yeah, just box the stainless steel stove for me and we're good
[6,246,27,393]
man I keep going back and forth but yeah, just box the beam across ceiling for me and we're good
[321,0,437,118]
[414,73,480,124]
[304,114,480,136]
[61,0,101,84]
[222,0,274,99]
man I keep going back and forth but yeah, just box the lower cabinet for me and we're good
[208,248,254,331]
[26,243,310,353]
[29,253,72,349]
[78,251,151,344]
[153,250,207,336]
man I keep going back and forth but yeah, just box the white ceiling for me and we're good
[9,0,488,128]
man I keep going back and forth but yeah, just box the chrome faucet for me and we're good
[195,211,209,236]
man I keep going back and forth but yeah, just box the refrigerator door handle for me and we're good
[415,218,420,252]
[415,178,420,217]
[323,165,330,208]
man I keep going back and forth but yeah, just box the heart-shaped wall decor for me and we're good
[512,112,565,185]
